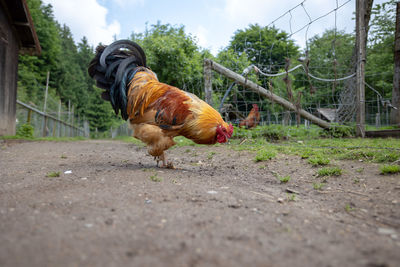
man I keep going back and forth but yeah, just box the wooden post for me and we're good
[205,59,331,129]
[27,109,32,124]
[71,105,74,137]
[68,100,71,137]
[57,99,61,137]
[204,59,213,105]
[391,2,400,125]
[376,95,381,128]
[356,0,366,137]
[42,71,50,137]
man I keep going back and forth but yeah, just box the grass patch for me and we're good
[150,173,162,182]
[232,125,324,141]
[317,167,342,177]
[287,193,296,201]
[278,175,291,183]
[312,182,325,190]
[174,136,197,147]
[308,156,330,166]
[46,171,60,178]
[380,165,400,175]
[207,151,216,160]
[345,204,355,212]
[113,136,144,146]
[254,149,276,162]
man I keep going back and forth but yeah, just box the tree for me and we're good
[300,29,355,106]
[228,24,299,72]
[367,0,397,123]
[131,22,204,91]
[18,0,62,104]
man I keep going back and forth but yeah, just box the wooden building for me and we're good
[0,0,40,136]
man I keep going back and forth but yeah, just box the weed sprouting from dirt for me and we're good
[278,175,291,183]
[46,171,60,178]
[150,173,162,182]
[287,193,296,201]
[317,167,342,177]
[345,204,355,212]
[207,152,216,160]
[313,182,325,190]
[356,168,364,173]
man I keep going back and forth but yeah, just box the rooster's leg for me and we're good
[159,152,174,169]
[154,156,161,167]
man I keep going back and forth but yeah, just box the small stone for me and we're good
[378,228,396,235]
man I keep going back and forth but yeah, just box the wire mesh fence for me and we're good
[16,100,89,138]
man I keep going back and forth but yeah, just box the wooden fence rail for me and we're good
[16,100,88,137]
[203,59,331,129]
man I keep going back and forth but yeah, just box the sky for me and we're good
[41,0,387,55]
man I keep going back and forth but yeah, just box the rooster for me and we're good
[88,40,233,168]
[239,104,260,129]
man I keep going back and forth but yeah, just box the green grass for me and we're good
[380,165,400,175]
[46,171,60,178]
[278,175,291,183]
[254,149,277,162]
[312,182,325,190]
[317,167,343,177]
[207,151,216,160]
[287,193,296,201]
[150,173,162,182]
[345,204,355,212]
[113,136,144,146]
[3,125,398,168]
[308,156,330,166]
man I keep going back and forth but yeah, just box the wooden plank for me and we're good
[205,59,331,129]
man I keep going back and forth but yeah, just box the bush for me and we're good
[322,124,355,138]
[16,123,34,138]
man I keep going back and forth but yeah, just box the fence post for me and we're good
[27,109,32,124]
[68,100,71,137]
[204,59,213,105]
[391,1,400,125]
[57,99,61,137]
[356,0,366,137]
[71,105,74,137]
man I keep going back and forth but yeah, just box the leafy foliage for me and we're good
[229,24,299,71]
[16,124,34,138]
[131,22,206,96]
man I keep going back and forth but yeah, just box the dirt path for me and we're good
[0,139,399,267]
